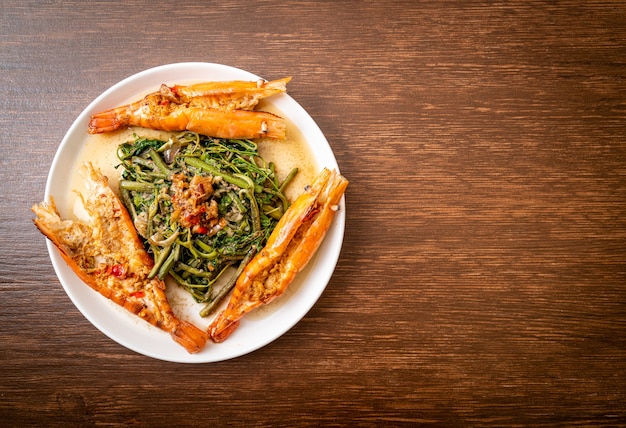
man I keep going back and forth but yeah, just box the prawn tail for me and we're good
[208,311,241,343]
[88,105,132,134]
[170,319,210,354]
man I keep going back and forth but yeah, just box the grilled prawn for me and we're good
[209,168,348,342]
[32,163,209,354]
[88,78,290,139]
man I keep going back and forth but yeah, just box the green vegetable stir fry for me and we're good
[116,132,297,316]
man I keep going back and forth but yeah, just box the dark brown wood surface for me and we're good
[1,1,625,426]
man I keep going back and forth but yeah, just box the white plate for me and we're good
[43,62,345,363]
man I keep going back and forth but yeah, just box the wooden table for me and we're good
[2,1,625,426]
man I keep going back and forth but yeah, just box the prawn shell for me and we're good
[171,77,291,98]
[186,108,287,139]
[168,77,291,109]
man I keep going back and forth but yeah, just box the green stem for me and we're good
[184,156,262,192]
[199,246,257,317]
[148,244,172,279]
[149,149,172,176]
[119,180,156,192]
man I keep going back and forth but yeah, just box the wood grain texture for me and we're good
[1,0,625,426]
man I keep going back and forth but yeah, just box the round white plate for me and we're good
[43,62,345,363]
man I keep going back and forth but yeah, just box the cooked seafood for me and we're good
[161,77,291,110]
[208,168,348,342]
[32,163,209,353]
[88,78,290,139]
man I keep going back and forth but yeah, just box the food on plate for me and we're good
[115,132,296,315]
[88,78,291,139]
[32,163,209,353]
[160,77,291,110]
[209,168,348,342]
